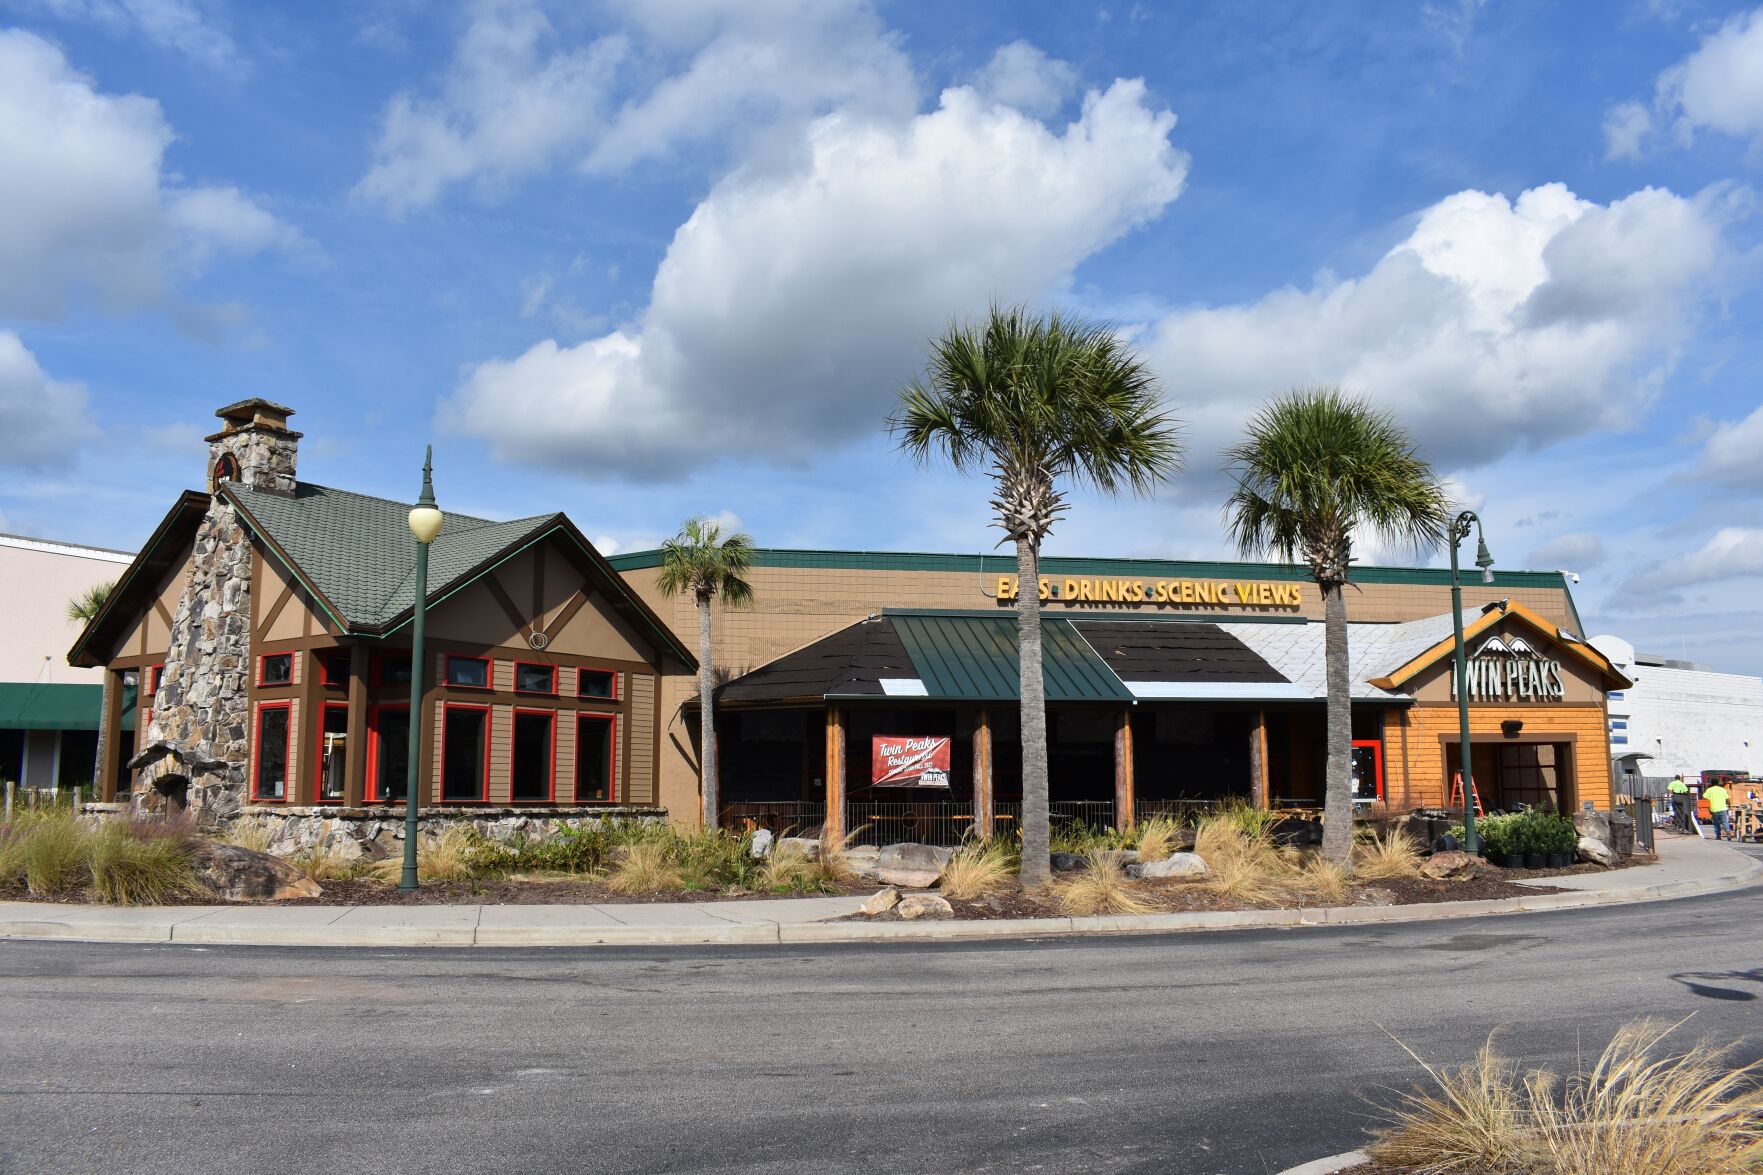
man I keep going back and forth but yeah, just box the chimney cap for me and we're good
[206,398,301,442]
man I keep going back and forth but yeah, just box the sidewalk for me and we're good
[1,836,1755,949]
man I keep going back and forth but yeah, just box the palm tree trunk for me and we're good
[1016,535,1051,888]
[697,596,718,829]
[1320,580,1353,863]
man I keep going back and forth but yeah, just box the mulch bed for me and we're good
[279,876,879,907]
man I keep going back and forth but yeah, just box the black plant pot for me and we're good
[1524,852,1546,870]
[1547,851,1570,869]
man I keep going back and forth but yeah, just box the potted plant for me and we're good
[1483,815,1519,867]
[1515,810,1547,870]
[1545,816,1577,869]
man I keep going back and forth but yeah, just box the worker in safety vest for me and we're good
[1704,781,1732,841]
[1668,776,1691,831]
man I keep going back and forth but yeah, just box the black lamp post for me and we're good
[399,447,443,890]
[1448,509,1494,854]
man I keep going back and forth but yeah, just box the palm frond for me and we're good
[656,517,757,608]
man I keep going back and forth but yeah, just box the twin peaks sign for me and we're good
[1450,634,1567,703]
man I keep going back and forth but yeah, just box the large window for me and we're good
[442,705,489,802]
[576,714,615,803]
[316,702,348,802]
[512,711,554,803]
[368,706,409,802]
[375,653,412,687]
[253,703,291,801]
[578,668,617,699]
[446,656,490,689]
[258,653,293,687]
[318,651,350,689]
[515,663,556,695]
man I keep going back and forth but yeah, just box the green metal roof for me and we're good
[0,683,114,731]
[888,613,1131,702]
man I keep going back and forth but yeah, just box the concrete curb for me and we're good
[2,852,1756,949]
[1275,1151,1370,1175]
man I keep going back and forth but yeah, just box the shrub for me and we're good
[1353,828,1424,880]
[1372,1018,1763,1175]
[1052,850,1151,916]
[937,842,1016,900]
[1050,822,1124,855]
[88,821,201,904]
[18,813,92,897]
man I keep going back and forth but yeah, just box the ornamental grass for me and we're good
[1353,827,1426,880]
[88,820,202,905]
[1132,816,1185,863]
[604,840,686,894]
[936,842,1017,900]
[1052,850,1152,916]
[1371,1017,1763,1175]
[368,826,480,884]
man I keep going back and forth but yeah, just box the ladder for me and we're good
[1449,772,1484,817]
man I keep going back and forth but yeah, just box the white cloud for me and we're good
[1527,531,1606,570]
[442,79,1189,476]
[1606,7,1763,156]
[0,29,299,318]
[1616,526,1763,608]
[1699,403,1763,489]
[0,332,93,469]
[970,41,1078,118]
[16,0,240,70]
[1139,181,1734,487]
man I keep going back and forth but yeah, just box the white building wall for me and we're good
[1591,634,1763,780]
[0,534,135,685]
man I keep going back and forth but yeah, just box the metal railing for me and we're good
[1629,797,1656,853]
[844,802,975,847]
[719,801,826,837]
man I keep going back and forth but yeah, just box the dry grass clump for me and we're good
[1194,813,1298,905]
[1298,855,1352,905]
[291,846,357,883]
[1353,827,1425,880]
[11,812,91,897]
[368,827,480,884]
[1372,1018,1763,1175]
[1133,816,1185,863]
[224,819,275,854]
[758,843,821,892]
[1053,850,1152,916]
[88,821,201,905]
[605,841,687,894]
[937,842,1017,900]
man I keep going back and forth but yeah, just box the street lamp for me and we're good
[1448,509,1493,855]
[400,446,443,890]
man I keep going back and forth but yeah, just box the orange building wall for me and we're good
[1386,703,1613,812]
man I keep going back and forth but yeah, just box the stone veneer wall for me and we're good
[233,807,667,863]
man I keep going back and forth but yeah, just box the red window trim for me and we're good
[1351,738,1385,801]
[513,661,557,696]
[318,650,350,689]
[314,700,350,802]
[365,704,411,803]
[510,707,557,804]
[577,666,619,701]
[250,700,293,803]
[439,702,492,804]
[575,711,618,804]
[445,654,492,691]
[141,662,165,735]
[256,652,295,689]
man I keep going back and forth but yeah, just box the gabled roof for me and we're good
[890,612,1132,701]
[1367,599,1631,692]
[67,491,209,667]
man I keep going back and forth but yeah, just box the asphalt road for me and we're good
[4,883,1763,1175]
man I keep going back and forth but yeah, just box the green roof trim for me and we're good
[889,613,1132,702]
[607,546,1574,590]
[0,683,108,731]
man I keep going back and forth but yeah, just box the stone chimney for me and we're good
[134,400,301,822]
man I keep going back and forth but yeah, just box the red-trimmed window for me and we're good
[140,663,165,736]
[575,713,616,803]
[445,655,491,690]
[578,668,617,700]
[315,702,349,801]
[441,704,490,802]
[252,702,292,802]
[258,653,293,687]
[374,653,412,688]
[318,651,350,689]
[366,705,410,802]
[514,662,556,695]
[511,710,555,803]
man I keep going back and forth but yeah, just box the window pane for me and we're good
[447,657,489,688]
[443,709,487,801]
[512,712,553,802]
[256,707,289,800]
[319,652,349,688]
[380,655,412,686]
[579,669,615,698]
[319,706,348,801]
[374,710,409,802]
[261,654,292,686]
[576,716,613,803]
[516,664,555,694]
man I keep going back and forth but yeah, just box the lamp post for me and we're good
[400,447,443,890]
[1448,509,1494,855]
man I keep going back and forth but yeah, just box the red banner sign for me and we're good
[871,735,951,788]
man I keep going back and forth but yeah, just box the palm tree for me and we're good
[893,306,1181,888]
[1223,388,1449,863]
[658,517,755,829]
[66,580,115,625]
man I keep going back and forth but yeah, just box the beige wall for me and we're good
[0,536,135,684]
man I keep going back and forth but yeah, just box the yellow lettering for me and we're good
[1099,579,1117,603]
[1038,577,1051,601]
[1236,582,1256,605]
[1174,580,1190,603]
[997,576,1014,601]
[1128,580,1145,603]
[1287,583,1302,606]
[1063,578,1078,600]
[1077,579,1092,601]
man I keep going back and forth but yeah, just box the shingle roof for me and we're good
[227,482,556,629]
[1220,614,1458,701]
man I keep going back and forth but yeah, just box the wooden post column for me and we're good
[973,709,994,839]
[343,644,369,806]
[1114,707,1135,831]
[1251,709,1270,809]
[824,706,845,847]
[97,669,124,802]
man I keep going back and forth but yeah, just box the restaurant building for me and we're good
[72,401,1629,847]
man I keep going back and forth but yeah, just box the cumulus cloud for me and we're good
[356,0,919,212]
[15,0,240,70]
[970,41,1078,118]
[1604,7,1763,157]
[442,79,1189,476]
[0,29,300,318]
[0,332,93,469]
[1139,181,1734,487]
[1698,403,1763,489]
[1527,531,1606,571]
[1614,526,1763,608]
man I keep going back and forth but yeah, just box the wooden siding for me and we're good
[627,672,656,805]
[1386,703,1613,811]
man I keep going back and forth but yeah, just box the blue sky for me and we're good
[3,1,1763,671]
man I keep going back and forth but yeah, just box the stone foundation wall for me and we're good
[232,806,668,862]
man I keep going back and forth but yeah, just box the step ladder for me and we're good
[1448,772,1484,817]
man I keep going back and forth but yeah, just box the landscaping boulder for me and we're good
[1607,811,1636,859]
[1049,851,1088,874]
[844,845,882,880]
[191,842,321,901]
[897,893,954,920]
[1098,849,1140,870]
[1577,836,1617,868]
[1271,817,1323,847]
[860,886,900,915]
[1573,810,1612,850]
[777,836,820,860]
[1420,850,1487,881]
[1137,852,1209,879]
[748,829,774,860]
[875,843,954,888]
